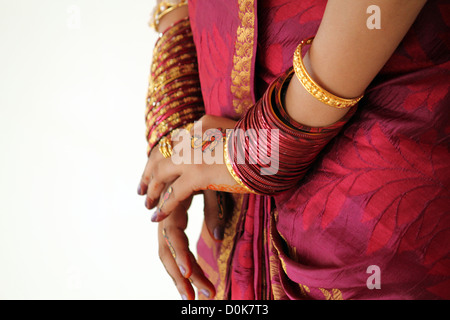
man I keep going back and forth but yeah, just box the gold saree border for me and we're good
[269,210,344,300]
[230,0,256,115]
[215,194,244,300]
[215,0,257,294]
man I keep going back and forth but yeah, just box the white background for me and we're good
[0,0,204,299]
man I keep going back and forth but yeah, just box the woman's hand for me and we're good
[157,189,233,300]
[137,115,238,299]
[157,192,215,300]
[140,115,239,223]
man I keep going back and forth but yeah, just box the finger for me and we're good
[152,173,197,222]
[150,184,173,222]
[146,157,182,210]
[162,203,216,299]
[158,221,195,300]
[161,198,192,277]
[138,147,163,196]
[203,190,230,241]
[186,251,216,299]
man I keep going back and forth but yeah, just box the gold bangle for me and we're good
[150,66,198,91]
[153,33,194,59]
[154,39,195,65]
[152,51,197,78]
[149,1,188,32]
[146,84,201,114]
[148,111,202,146]
[146,97,203,128]
[154,18,190,47]
[293,37,363,109]
[148,122,196,157]
[224,132,259,195]
[149,69,198,93]
[146,108,203,139]
[158,135,173,158]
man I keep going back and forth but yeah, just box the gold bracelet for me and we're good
[293,37,363,109]
[149,68,198,93]
[147,94,202,121]
[151,65,198,87]
[224,132,259,194]
[146,96,203,127]
[153,33,194,59]
[146,82,201,112]
[158,122,197,158]
[148,111,203,146]
[152,51,197,77]
[149,1,188,32]
[158,135,173,158]
[154,18,190,46]
[146,107,203,139]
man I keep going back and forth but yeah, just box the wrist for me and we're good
[150,1,189,33]
[157,5,189,33]
[284,62,349,128]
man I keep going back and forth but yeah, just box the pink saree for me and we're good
[189,0,450,299]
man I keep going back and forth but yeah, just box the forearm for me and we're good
[285,0,426,128]
[156,1,189,33]
[228,0,426,194]
[145,1,203,155]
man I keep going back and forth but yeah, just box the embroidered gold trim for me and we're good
[215,194,244,300]
[269,211,344,300]
[230,0,256,115]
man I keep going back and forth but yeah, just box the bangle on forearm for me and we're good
[223,132,259,195]
[149,0,189,32]
[229,67,357,195]
[153,19,191,52]
[152,52,197,78]
[145,18,204,156]
[147,87,202,119]
[147,112,202,154]
[293,37,363,109]
[147,102,203,134]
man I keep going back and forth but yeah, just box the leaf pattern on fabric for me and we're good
[358,125,448,255]
[297,120,450,258]
[197,25,233,114]
[403,76,448,112]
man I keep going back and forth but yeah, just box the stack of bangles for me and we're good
[145,16,204,156]
[225,37,362,195]
[149,0,188,32]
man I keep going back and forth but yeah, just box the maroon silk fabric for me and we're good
[190,0,450,299]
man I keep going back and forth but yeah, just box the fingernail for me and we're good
[146,197,158,210]
[181,294,188,300]
[213,227,224,241]
[137,183,142,195]
[151,208,166,222]
[179,265,187,277]
[151,210,159,222]
[200,289,211,298]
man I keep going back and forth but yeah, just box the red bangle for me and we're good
[229,67,358,194]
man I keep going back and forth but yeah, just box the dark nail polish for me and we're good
[151,209,159,222]
[150,200,157,210]
[179,265,187,277]
[200,289,211,298]
[213,227,224,241]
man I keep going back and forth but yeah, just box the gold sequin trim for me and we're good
[230,0,256,115]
